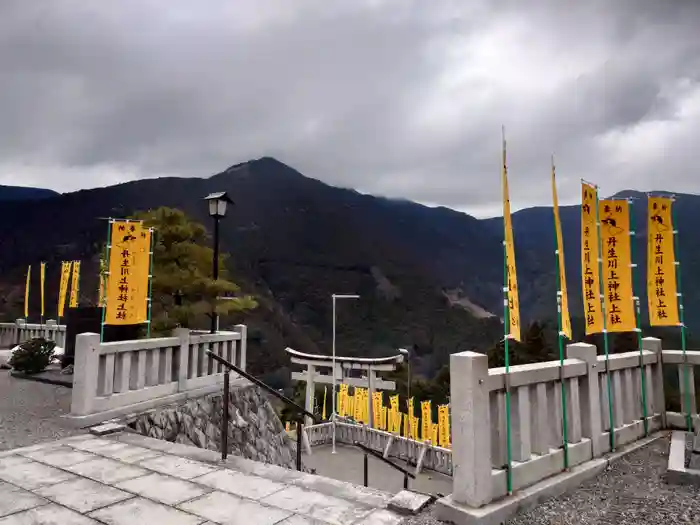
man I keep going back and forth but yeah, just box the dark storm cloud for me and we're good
[0,0,698,216]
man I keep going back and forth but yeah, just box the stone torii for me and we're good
[285,347,404,426]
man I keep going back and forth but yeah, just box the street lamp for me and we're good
[331,293,359,454]
[398,348,410,401]
[204,192,233,334]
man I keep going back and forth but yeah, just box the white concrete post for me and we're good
[305,364,316,427]
[567,342,602,458]
[45,319,57,341]
[174,328,190,391]
[234,324,247,371]
[450,351,492,508]
[14,318,25,345]
[71,333,101,416]
[642,337,665,428]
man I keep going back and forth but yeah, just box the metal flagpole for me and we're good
[671,198,693,431]
[501,126,513,495]
[552,158,570,470]
[593,185,616,452]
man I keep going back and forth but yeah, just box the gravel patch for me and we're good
[0,369,83,450]
[511,436,699,525]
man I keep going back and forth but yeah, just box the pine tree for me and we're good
[130,207,256,333]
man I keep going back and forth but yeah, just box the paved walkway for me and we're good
[0,366,80,451]
[0,431,405,524]
[304,445,451,497]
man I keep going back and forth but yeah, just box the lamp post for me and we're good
[204,192,233,334]
[331,293,359,454]
[398,348,410,401]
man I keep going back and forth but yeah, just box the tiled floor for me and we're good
[0,432,405,525]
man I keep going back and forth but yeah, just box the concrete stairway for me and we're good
[0,431,407,524]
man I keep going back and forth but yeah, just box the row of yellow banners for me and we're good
[502,149,682,340]
[24,261,81,320]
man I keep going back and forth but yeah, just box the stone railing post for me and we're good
[567,342,602,458]
[14,318,25,345]
[44,319,57,341]
[71,333,101,416]
[234,324,247,371]
[174,328,190,391]
[642,337,666,428]
[450,351,491,508]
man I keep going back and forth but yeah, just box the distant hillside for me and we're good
[0,185,58,201]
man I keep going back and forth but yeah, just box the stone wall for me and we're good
[125,384,297,469]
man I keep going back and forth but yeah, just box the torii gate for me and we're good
[285,347,404,426]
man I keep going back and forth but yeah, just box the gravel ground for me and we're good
[0,369,83,450]
[405,436,698,525]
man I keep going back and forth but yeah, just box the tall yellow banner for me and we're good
[105,221,150,325]
[24,266,30,319]
[40,262,45,317]
[338,384,348,416]
[438,405,451,448]
[421,400,432,442]
[551,164,572,339]
[599,200,636,332]
[322,386,327,420]
[647,197,680,326]
[502,139,521,341]
[581,183,604,334]
[58,261,71,318]
[134,228,152,323]
[69,260,81,308]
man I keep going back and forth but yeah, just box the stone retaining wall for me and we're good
[124,384,297,469]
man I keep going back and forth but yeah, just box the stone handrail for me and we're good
[658,343,700,429]
[68,325,247,426]
[0,319,67,348]
[451,338,668,508]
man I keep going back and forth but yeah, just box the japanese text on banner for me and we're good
[58,262,71,318]
[647,197,680,326]
[502,158,521,341]
[421,400,432,442]
[105,221,150,325]
[69,260,81,308]
[134,228,152,323]
[581,183,603,334]
[552,166,572,339]
[599,200,636,332]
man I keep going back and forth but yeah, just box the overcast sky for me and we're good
[1,1,698,217]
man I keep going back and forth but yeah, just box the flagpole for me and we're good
[501,126,513,495]
[625,198,649,436]
[593,185,616,452]
[551,157,569,470]
[146,228,155,338]
[100,220,113,344]
[671,198,693,431]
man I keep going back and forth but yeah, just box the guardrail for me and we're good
[0,319,66,348]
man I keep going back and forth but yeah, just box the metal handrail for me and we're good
[206,350,319,471]
[352,441,416,489]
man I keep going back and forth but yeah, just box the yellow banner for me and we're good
[322,387,327,420]
[403,413,408,437]
[407,397,415,437]
[40,262,45,317]
[411,415,420,440]
[134,227,152,323]
[438,405,451,448]
[552,164,572,339]
[24,265,30,319]
[338,384,348,416]
[69,260,81,308]
[581,183,604,334]
[381,405,387,431]
[431,423,438,446]
[58,262,71,318]
[599,200,636,332]
[648,197,680,326]
[421,400,432,442]
[502,139,521,341]
[105,221,150,325]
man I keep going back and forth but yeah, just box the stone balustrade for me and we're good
[68,325,247,426]
[0,318,66,348]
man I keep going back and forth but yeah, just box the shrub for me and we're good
[8,338,56,374]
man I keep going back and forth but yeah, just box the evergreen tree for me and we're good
[130,207,256,333]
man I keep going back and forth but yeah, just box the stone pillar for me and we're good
[234,324,247,371]
[305,365,316,426]
[174,328,190,391]
[44,319,57,341]
[14,318,25,345]
[567,342,602,458]
[450,351,492,508]
[71,333,101,416]
[642,337,666,429]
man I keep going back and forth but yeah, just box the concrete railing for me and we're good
[304,419,453,476]
[0,319,67,348]
[451,337,667,508]
[68,325,247,426]
[658,341,700,430]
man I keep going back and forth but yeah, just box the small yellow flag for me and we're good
[69,260,81,308]
[322,386,327,420]
[581,183,604,334]
[502,133,521,341]
[647,197,680,326]
[599,200,636,332]
[58,262,71,319]
[421,400,432,442]
[24,265,30,319]
[40,262,46,317]
[551,162,572,339]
